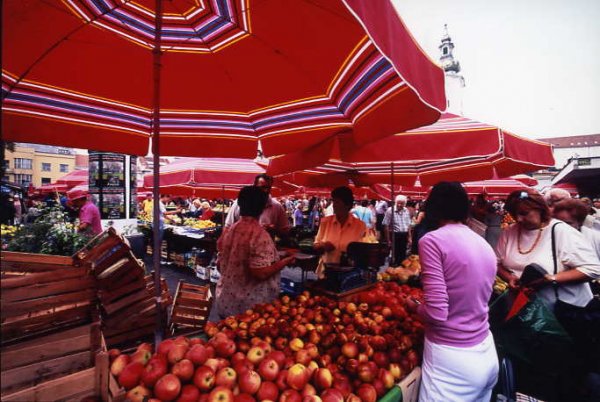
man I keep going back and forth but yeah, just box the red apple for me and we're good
[126,385,151,402]
[233,360,253,376]
[275,370,288,391]
[205,358,220,373]
[215,367,237,389]
[141,356,168,387]
[378,368,395,389]
[279,389,302,402]
[187,344,210,365]
[172,359,194,382]
[174,336,190,346]
[108,348,121,363]
[304,343,319,360]
[332,376,352,398]
[357,384,377,402]
[389,363,402,380]
[234,394,256,402]
[215,339,237,358]
[258,357,280,381]
[136,342,153,353]
[246,346,266,366]
[208,385,234,402]
[231,352,247,367]
[302,396,322,402]
[176,384,200,402]
[118,362,145,390]
[168,343,189,365]
[255,340,272,355]
[301,383,316,396]
[216,357,230,370]
[267,350,286,368]
[155,374,182,401]
[289,338,304,352]
[345,394,361,402]
[295,349,311,366]
[194,366,216,391]
[313,368,333,390]
[320,388,344,402]
[256,381,279,401]
[110,354,131,377]
[357,362,376,383]
[238,370,261,395]
[286,364,308,391]
[158,339,176,356]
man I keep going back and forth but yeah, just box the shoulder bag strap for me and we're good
[550,222,561,301]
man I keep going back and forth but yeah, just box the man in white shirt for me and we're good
[383,195,412,265]
[225,174,290,238]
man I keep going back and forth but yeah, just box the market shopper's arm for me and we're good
[250,255,296,280]
[416,237,449,323]
[497,263,519,289]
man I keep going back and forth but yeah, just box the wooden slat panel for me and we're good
[0,324,90,353]
[172,305,210,317]
[103,315,158,337]
[171,316,207,327]
[1,252,73,266]
[1,289,97,319]
[0,268,88,289]
[0,261,72,273]
[96,352,109,402]
[1,366,95,401]
[1,334,90,371]
[102,288,151,316]
[105,324,155,347]
[1,277,95,302]
[0,351,90,393]
[99,276,146,304]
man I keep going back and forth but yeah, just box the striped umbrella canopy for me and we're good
[34,183,69,195]
[267,113,555,185]
[509,174,538,187]
[2,0,445,158]
[55,169,88,186]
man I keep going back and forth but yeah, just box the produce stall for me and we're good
[106,282,424,401]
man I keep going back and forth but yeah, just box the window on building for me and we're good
[443,47,448,55]
[60,164,69,173]
[42,162,51,172]
[14,158,33,169]
[14,174,32,186]
[3,160,8,169]
[41,177,51,185]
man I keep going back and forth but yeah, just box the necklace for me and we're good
[517,226,543,254]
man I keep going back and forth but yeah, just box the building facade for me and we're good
[3,143,76,187]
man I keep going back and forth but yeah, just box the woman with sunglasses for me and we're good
[496,189,599,309]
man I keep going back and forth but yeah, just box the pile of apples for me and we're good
[109,282,424,401]
[379,255,421,283]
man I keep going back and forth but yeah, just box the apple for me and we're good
[332,376,352,398]
[172,359,194,382]
[372,351,389,368]
[289,338,304,352]
[255,340,272,355]
[142,356,168,387]
[258,357,280,381]
[295,349,311,366]
[234,394,256,402]
[215,367,237,389]
[168,343,189,365]
[345,394,361,402]
[286,364,308,391]
[301,383,316,396]
[108,348,121,362]
[389,363,402,380]
[158,339,176,356]
[233,359,253,376]
[176,384,200,402]
[344,359,359,376]
[304,343,319,359]
[238,370,261,395]
[155,374,182,401]
[306,361,319,378]
[189,337,203,346]
[246,346,266,366]
[279,389,302,402]
[372,378,386,397]
[357,362,376,383]
[215,339,237,358]
[275,370,288,391]
[194,366,216,391]
[174,336,190,346]
[320,388,344,402]
[357,384,377,402]
[302,396,322,402]
[267,350,286,368]
[313,368,333,390]
[118,362,145,390]
[126,385,151,402]
[136,342,153,353]
[208,386,234,402]
[110,354,131,377]
[378,368,395,389]
[187,344,210,365]
[130,350,152,366]
[205,358,221,373]
[216,357,230,370]
[388,348,403,363]
[256,381,279,401]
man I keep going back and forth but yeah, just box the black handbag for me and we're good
[550,223,600,336]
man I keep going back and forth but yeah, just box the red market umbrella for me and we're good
[267,113,555,184]
[509,174,538,187]
[35,183,69,195]
[55,169,88,187]
[2,0,445,158]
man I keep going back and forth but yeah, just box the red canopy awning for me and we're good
[55,169,88,186]
[2,0,445,158]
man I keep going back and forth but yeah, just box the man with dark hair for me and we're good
[225,174,289,238]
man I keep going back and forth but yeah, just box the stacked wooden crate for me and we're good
[168,280,213,336]
[74,228,172,348]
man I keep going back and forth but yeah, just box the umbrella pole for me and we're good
[152,0,164,346]
[390,162,395,266]
[222,185,226,227]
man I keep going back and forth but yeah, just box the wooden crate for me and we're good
[168,280,213,336]
[73,227,133,274]
[0,251,97,345]
[0,323,102,400]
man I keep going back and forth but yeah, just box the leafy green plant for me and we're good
[7,204,93,256]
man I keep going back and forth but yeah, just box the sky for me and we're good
[391,0,600,140]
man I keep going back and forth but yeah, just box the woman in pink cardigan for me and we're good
[406,182,498,401]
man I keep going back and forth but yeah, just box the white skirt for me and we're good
[419,332,499,402]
